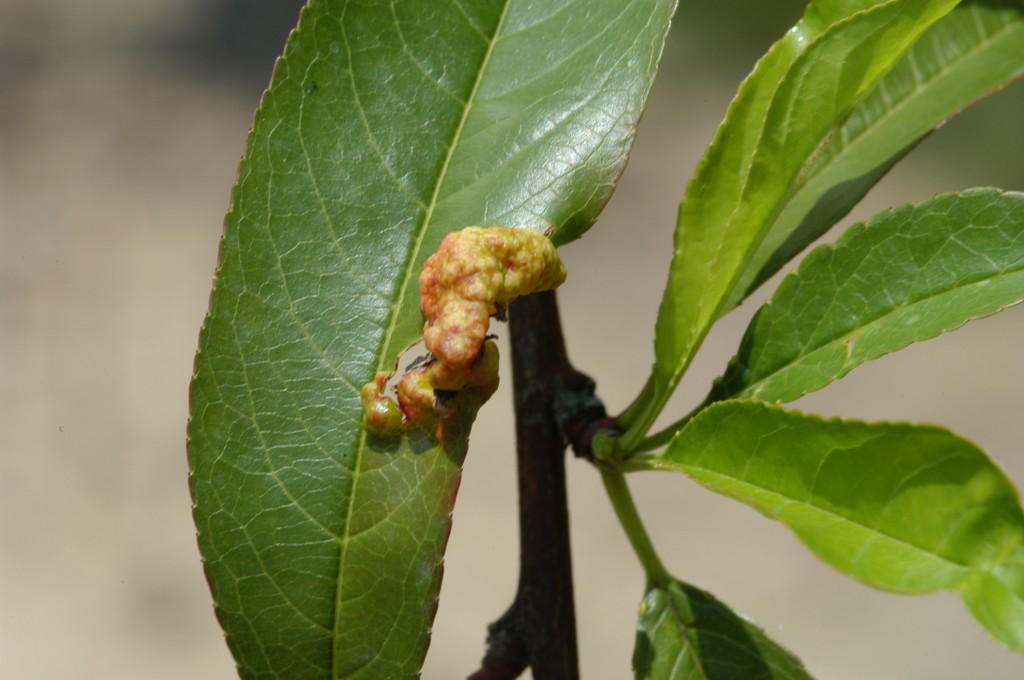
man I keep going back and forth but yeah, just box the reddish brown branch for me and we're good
[469,290,587,680]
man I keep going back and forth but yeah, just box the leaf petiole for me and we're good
[602,470,670,588]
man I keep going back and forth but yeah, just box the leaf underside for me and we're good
[188,0,677,677]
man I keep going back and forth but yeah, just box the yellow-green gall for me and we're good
[427,338,497,393]
[361,227,564,440]
[420,227,565,370]
[396,368,436,430]
[430,338,501,394]
[360,373,404,436]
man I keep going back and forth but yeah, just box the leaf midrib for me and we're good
[657,585,707,679]
[377,2,513,370]
[331,3,513,676]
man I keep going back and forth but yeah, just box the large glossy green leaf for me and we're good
[628,401,1024,650]
[187,0,677,677]
[621,0,960,449]
[710,189,1024,404]
[728,0,1024,309]
[635,578,812,680]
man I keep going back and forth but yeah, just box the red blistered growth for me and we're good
[420,227,565,372]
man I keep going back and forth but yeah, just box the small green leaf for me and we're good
[711,189,1024,404]
[624,0,960,447]
[728,0,1024,309]
[635,579,812,680]
[629,401,1024,650]
[188,0,677,677]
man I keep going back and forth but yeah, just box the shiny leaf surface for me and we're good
[188,0,676,676]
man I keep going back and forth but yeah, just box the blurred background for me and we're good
[2,1,1023,678]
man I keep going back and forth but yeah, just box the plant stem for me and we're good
[601,470,670,588]
[617,376,672,454]
[617,374,656,429]
[472,290,580,680]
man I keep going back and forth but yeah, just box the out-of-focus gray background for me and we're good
[3,1,1023,678]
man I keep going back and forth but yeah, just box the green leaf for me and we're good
[728,0,1024,309]
[711,189,1024,404]
[623,0,960,448]
[187,0,676,677]
[635,579,812,680]
[629,401,1024,650]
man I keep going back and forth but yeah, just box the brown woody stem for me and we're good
[470,289,594,680]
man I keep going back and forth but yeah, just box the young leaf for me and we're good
[635,578,812,680]
[623,0,960,448]
[711,189,1024,404]
[188,0,677,677]
[728,0,1024,309]
[628,401,1024,650]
